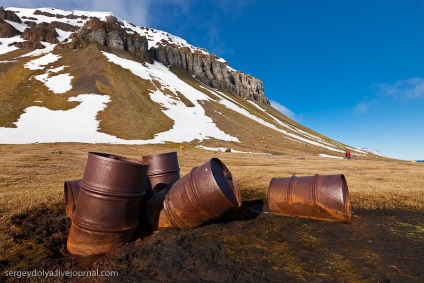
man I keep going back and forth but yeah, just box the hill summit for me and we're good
[0,7,372,158]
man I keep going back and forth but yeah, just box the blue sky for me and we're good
[3,0,424,160]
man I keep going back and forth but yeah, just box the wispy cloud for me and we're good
[144,0,253,58]
[355,77,424,115]
[376,77,424,102]
[2,0,248,58]
[354,101,373,114]
[2,0,151,26]
[270,100,298,120]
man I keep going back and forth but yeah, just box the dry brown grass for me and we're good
[0,143,423,269]
[1,143,422,223]
[0,43,174,139]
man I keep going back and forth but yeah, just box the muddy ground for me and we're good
[1,200,423,283]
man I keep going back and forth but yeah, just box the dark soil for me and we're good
[1,201,423,283]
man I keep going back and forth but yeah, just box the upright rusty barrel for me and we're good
[138,152,180,233]
[142,152,180,193]
[150,158,242,230]
[67,152,149,256]
[268,174,351,222]
[64,179,81,220]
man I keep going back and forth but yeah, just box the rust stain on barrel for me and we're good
[268,174,351,222]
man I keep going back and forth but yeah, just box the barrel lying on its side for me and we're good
[268,174,351,222]
[148,158,242,230]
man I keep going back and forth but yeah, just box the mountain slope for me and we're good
[0,7,374,158]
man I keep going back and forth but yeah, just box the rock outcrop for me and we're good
[0,19,21,38]
[50,21,79,32]
[22,23,59,44]
[0,7,22,23]
[53,33,82,50]
[78,16,150,61]
[0,7,269,104]
[76,15,267,103]
[11,41,45,49]
[149,45,267,103]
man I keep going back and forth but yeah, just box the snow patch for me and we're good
[34,73,73,94]
[203,87,345,153]
[0,36,23,55]
[102,51,238,143]
[20,43,57,57]
[0,94,113,144]
[4,19,27,33]
[318,153,344,159]
[24,53,61,70]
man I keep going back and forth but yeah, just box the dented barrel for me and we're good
[67,152,149,256]
[64,179,81,220]
[268,174,351,222]
[149,158,242,230]
[142,151,180,193]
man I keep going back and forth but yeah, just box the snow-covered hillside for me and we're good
[1,7,212,57]
[0,7,368,157]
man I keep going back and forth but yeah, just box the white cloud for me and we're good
[270,100,297,120]
[377,77,424,101]
[354,101,372,114]
[2,0,151,26]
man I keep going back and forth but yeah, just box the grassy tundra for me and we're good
[0,143,423,282]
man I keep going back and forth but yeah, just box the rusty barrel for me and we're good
[268,174,351,222]
[64,179,81,220]
[138,152,180,233]
[67,152,149,256]
[150,158,242,230]
[142,151,180,193]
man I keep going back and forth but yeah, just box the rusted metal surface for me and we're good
[67,152,149,256]
[268,174,351,222]
[145,185,170,231]
[64,179,81,220]
[142,151,180,193]
[149,158,242,230]
[139,152,180,231]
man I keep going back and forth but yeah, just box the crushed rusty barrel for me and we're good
[142,151,180,193]
[148,158,242,230]
[268,174,351,222]
[67,152,149,256]
[64,179,81,220]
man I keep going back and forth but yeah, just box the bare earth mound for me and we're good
[1,203,423,282]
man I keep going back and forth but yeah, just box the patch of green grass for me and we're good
[222,233,308,281]
[387,218,424,241]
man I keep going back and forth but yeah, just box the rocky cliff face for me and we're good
[77,16,150,61]
[0,7,269,104]
[150,45,267,103]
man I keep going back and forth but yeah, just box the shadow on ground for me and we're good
[1,201,423,282]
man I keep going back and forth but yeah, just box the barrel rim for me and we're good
[208,158,242,207]
[147,168,180,176]
[88,152,149,168]
[340,174,351,219]
[142,151,179,174]
[142,151,178,159]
